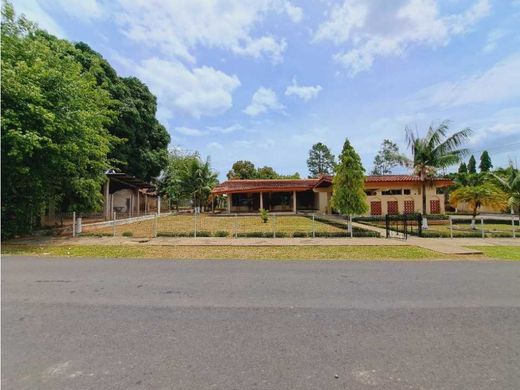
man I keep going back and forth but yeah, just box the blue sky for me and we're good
[11,0,520,179]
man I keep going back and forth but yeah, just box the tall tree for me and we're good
[181,157,218,210]
[467,155,477,174]
[71,43,170,181]
[307,142,335,177]
[227,160,257,179]
[458,162,468,174]
[402,121,472,228]
[449,184,507,229]
[331,139,368,234]
[1,3,115,237]
[371,139,402,175]
[479,150,493,172]
[159,148,200,210]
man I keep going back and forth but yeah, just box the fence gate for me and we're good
[385,213,422,239]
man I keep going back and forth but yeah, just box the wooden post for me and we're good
[260,192,263,210]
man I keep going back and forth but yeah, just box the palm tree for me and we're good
[492,164,520,221]
[181,157,218,211]
[449,184,507,229]
[402,121,472,228]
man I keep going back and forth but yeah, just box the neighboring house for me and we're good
[102,170,166,219]
[211,175,452,216]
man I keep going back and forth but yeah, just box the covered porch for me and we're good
[225,189,318,214]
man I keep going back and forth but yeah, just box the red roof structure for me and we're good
[212,175,452,195]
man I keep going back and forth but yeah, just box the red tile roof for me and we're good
[212,175,452,194]
[212,179,320,195]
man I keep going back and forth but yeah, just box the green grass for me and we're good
[466,246,520,260]
[2,244,447,260]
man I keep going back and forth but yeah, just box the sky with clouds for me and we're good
[11,0,520,179]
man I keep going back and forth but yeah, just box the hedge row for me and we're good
[156,230,381,238]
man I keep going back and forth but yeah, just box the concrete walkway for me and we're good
[4,235,519,255]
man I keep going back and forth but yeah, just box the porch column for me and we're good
[293,191,297,213]
[103,179,110,219]
[227,194,231,213]
[260,192,264,210]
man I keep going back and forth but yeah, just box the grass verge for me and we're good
[2,244,449,260]
[466,246,520,261]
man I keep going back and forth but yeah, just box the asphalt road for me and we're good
[2,256,520,389]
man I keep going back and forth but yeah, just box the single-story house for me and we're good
[211,175,453,216]
[102,170,166,219]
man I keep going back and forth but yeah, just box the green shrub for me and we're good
[157,231,192,237]
[292,231,309,238]
[122,231,133,237]
[78,232,113,237]
[196,230,211,237]
[213,230,229,237]
[259,208,269,223]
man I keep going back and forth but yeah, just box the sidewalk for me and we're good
[4,235,518,255]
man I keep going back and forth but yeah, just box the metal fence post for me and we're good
[113,211,116,237]
[72,211,76,237]
[234,213,238,238]
[512,214,516,239]
[153,212,158,238]
[481,216,485,238]
[273,214,276,238]
[312,213,316,238]
[349,215,353,238]
[449,216,453,239]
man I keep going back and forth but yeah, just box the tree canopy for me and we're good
[227,161,300,180]
[307,142,335,178]
[467,155,477,174]
[371,139,402,175]
[331,139,368,216]
[479,150,492,173]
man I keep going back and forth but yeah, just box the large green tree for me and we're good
[180,157,218,210]
[227,160,257,179]
[71,43,170,181]
[331,139,367,234]
[307,142,335,177]
[1,3,116,237]
[371,139,402,175]
[492,164,520,220]
[479,150,493,173]
[402,121,472,228]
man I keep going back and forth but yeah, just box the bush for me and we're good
[122,231,133,237]
[157,231,192,237]
[213,230,229,237]
[196,230,211,237]
[259,208,269,223]
[78,232,113,237]
[292,231,310,238]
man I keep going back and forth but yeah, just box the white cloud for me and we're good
[411,56,520,108]
[283,1,303,23]
[243,87,284,116]
[285,79,322,101]
[135,58,240,119]
[43,0,106,22]
[175,127,206,137]
[207,142,224,150]
[207,124,243,134]
[115,0,297,64]
[314,0,490,75]
[482,29,506,53]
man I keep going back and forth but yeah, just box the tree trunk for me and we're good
[421,180,428,229]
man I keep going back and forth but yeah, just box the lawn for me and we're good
[467,246,520,261]
[87,214,354,238]
[2,244,447,260]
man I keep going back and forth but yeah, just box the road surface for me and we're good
[2,256,520,389]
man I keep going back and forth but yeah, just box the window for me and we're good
[382,189,402,196]
[436,187,445,195]
[404,200,415,214]
[370,201,382,216]
[365,189,377,196]
[387,201,399,214]
[403,189,411,195]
